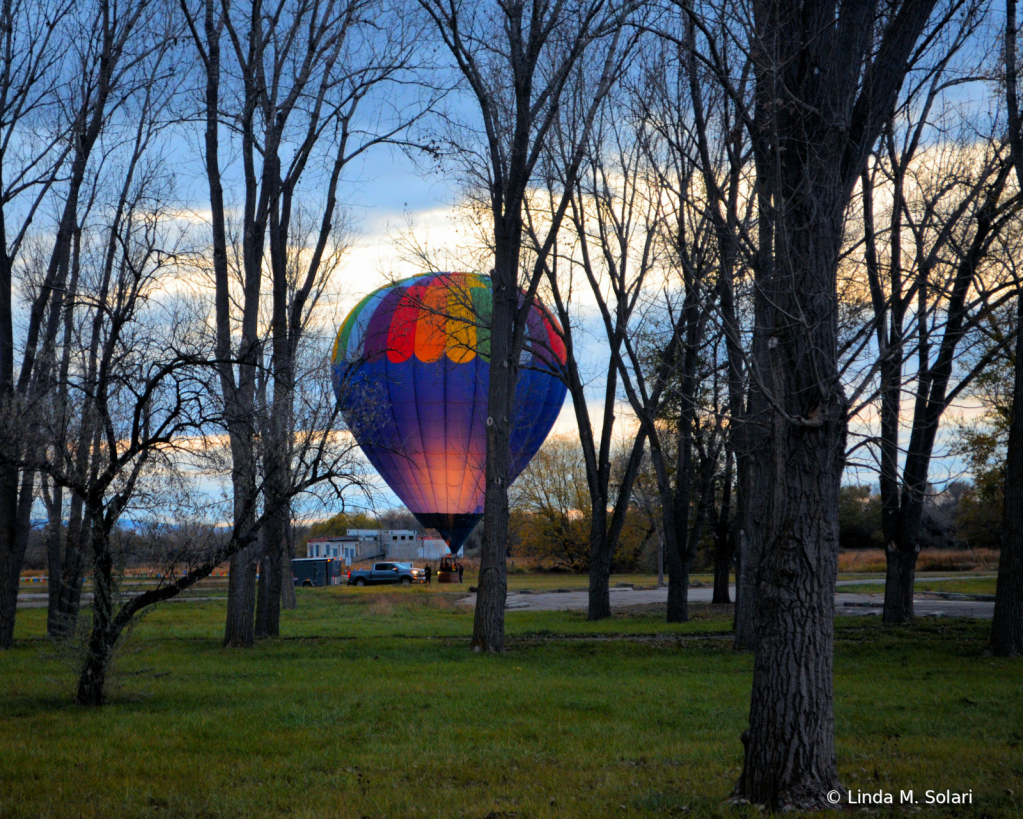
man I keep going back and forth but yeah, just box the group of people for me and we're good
[423,557,464,584]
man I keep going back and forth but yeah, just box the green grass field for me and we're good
[1,587,1020,819]
[838,577,999,596]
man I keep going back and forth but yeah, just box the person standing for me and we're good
[424,564,432,584]
[457,562,464,584]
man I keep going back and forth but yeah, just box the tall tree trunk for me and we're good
[587,523,611,621]
[738,343,846,806]
[883,541,918,624]
[736,14,856,786]
[648,440,686,623]
[992,0,1023,657]
[471,231,518,652]
[281,521,297,610]
[0,468,33,646]
[255,509,285,638]
[45,483,64,637]
[224,540,259,648]
[712,456,733,604]
[76,518,115,706]
[991,296,1023,654]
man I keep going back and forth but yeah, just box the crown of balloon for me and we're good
[333,272,566,367]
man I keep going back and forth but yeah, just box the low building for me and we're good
[306,536,362,564]
[348,529,415,561]
[308,529,451,564]
[386,538,449,561]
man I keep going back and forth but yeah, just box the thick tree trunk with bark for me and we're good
[738,315,847,808]
[734,0,942,798]
[76,519,116,706]
[224,544,259,648]
[587,520,612,622]
[883,543,918,624]
[45,488,64,637]
[992,0,1023,657]
[992,380,1023,653]
[712,530,731,604]
[255,508,286,638]
[991,352,1023,654]
[737,16,850,795]
[738,451,843,807]
[733,433,770,650]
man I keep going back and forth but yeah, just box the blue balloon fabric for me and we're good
[332,272,567,552]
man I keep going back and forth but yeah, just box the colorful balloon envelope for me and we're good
[331,273,567,553]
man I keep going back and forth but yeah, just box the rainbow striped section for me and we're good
[333,272,566,367]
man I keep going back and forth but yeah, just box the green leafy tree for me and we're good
[837,486,884,551]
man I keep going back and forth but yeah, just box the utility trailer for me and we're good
[292,557,345,587]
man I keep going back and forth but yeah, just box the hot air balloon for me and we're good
[331,272,567,554]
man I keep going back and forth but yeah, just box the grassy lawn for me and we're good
[504,573,675,591]
[1,588,1020,819]
[839,577,999,596]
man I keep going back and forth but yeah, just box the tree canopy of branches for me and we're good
[178,0,430,647]
[419,0,631,651]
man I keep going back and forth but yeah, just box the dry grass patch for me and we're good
[839,548,999,574]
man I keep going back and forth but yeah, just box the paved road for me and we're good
[457,585,995,618]
[18,575,995,618]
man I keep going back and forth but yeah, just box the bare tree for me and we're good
[545,35,740,623]
[729,0,946,807]
[179,0,430,646]
[855,79,1015,624]
[419,0,631,650]
[44,167,368,703]
[523,72,660,620]
[657,3,756,622]
[0,0,173,649]
[49,173,209,705]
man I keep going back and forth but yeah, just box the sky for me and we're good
[188,132,987,523]
[11,10,997,529]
